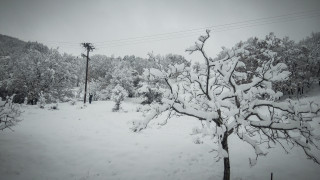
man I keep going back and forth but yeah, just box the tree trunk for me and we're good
[222,131,230,180]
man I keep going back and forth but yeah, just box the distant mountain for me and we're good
[0,34,26,57]
[0,34,53,59]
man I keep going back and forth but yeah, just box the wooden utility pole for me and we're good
[81,43,95,104]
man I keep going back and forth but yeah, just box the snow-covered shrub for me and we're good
[95,85,113,100]
[111,84,128,112]
[49,103,59,110]
[23,97,28,105]
[69,99,77,105]
[0,96,22,130]
[38,91,46,109]
[137,83,162,104]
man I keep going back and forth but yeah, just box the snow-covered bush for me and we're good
[0,96,22,130]
[49,103,59,110]
[38,91,46,109]
[111,84,128,112]
[137,83,162,104]
[95,85,114,100]
[69,99,76,106]
[23,97,28,105]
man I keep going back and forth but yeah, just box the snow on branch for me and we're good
[131,103,170,132]
[186,29,210,55]
[133,31,320,168]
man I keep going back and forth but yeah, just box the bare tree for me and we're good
[132,30,320,180]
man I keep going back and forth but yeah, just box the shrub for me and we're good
[111,84,128,112]
[0,96,22,130]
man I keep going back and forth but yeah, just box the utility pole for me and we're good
[81,43,95,104]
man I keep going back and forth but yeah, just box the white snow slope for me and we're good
[1,91,320,180]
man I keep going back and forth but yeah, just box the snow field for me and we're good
[0,96,320,180]
[0,101,219,180]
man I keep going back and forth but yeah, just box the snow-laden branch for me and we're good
[134,31,320,170]
[131,103,170,132]
[186,29,210,55]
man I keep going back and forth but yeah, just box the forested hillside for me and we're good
[0,34,191,105]
[2,32,319,105]
[0,34,26,57]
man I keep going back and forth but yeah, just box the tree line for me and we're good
[0,34,189,104]
[0,32,319,105]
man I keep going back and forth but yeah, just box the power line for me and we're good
[36,9,320,48]
[93,9,320,45]
[94,12,320,49]
[215,12,320,32]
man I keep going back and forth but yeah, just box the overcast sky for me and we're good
[1,0,320,61]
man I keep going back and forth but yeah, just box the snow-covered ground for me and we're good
[1,91,320,180]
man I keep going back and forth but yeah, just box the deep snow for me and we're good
[1,93,320,180]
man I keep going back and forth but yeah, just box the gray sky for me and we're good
[1,0,320,61]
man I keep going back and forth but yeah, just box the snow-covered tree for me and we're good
[110,63,139,97]
[88,55,115,83]
[132,30,320,180]
[298,32,320,84]
[271,33,320,97]
[0,95,21,130]
[38,91,46,108]
[111,84,128,112]
[150,53,191,71]
[0,41,78,103]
